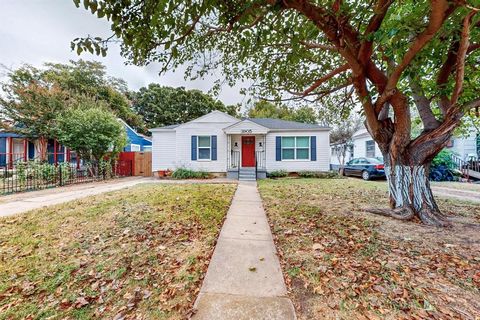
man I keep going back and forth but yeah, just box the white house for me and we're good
[350,128,478,160]
[150,111,331,180]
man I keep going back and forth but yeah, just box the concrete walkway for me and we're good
[193,181,296,320]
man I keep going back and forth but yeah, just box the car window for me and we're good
[366,158,382,164]
[349,159,359,165]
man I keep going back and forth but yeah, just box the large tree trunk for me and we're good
[383,163,449,226]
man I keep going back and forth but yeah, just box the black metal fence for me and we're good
[1,160,132,195]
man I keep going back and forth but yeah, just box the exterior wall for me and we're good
[151,112,239,172]
[265,131,330,172]
[448,133,478,160]
[124,124,152,152]
[152,131,177,171]
[352,134,382,159]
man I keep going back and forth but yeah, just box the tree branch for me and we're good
[293,64,350,96]
[451,9,478,106]
[375,0,454,109]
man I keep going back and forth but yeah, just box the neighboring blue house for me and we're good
[120,119,152,152]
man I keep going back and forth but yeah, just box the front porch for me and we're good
[226,134,267,180]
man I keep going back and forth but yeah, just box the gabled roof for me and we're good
[247,118,330,130]
[149,110,239,132]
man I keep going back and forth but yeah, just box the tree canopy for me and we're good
[0,60,145,133]
[130,84,239,128]
[73,0,480,226]
[246,100,318,124]
[56,102,127,161]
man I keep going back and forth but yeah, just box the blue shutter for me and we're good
[211,135,217,160]
[310,136,317,161]
[0,138,6,167]
[275,136,282,161]
[191,136,197,160]
[28,141,35,159]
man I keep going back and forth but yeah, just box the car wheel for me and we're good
[362,170,370,181]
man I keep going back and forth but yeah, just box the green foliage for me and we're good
[267,170,288,178]
[171,168,210,179]
[246,100,318,124]
[72,0,479,142]
[298,171,341,179]
[0,60,145,138]
[431,149,456,169]
[56,103,127,161]
[130,84,240,128]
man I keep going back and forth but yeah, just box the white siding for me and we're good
[174,124,232,172]
[265,131,330,172]
[152,131,176,171]
[449,133,478,160]
[353,135,382,158]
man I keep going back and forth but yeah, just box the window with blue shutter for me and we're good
[191,135,197,160]
[275,136,282,161]
[310,136,317,161]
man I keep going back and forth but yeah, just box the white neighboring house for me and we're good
[349,128,478,160]
[150,111,331,180]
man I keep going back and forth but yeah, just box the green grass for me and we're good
[0,183,236,320]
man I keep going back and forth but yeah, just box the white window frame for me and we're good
[197,136,211,161]
[281,136,310,161]
[130,144,141,152]
[365,140,375,158]
[143,146,152,152]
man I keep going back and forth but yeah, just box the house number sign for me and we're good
[241,129,252,133]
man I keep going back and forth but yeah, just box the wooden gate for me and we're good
[119,152,152,177]
[134,152,152,177]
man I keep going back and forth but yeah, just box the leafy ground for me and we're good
[0,183,236,319]
[259,178,480,320]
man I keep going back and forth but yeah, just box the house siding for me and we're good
[353,134,382,158]
[265,131,330,172]
[152,131,176,171]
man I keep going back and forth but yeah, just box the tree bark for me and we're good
[367,152,451,227]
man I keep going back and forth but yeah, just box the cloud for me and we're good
[0,0,249,105]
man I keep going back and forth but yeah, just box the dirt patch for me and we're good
[259,178,480,320]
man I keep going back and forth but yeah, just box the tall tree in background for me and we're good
[246,100,318,124]
[130,84,239,128]
[42,60,144,131]
[74,1,479,226]
[0,65,67,161]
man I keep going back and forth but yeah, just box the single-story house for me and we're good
[120,119,152,152]
[150,111,331,180]
[0,130,75,168]
[330,127,479,169]
[0,119,150,168]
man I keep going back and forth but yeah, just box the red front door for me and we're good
[241,136,255,167]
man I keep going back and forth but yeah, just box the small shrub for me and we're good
[172,168,210,179]
[268,170,288,178]
[297,170,342,179]
[297,171,317,178]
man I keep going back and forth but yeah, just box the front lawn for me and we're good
[0,183,236,319]
[259,178,480,319]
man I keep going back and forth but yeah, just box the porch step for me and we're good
[239,168,256,181]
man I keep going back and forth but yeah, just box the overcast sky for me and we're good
[0,0,247,105]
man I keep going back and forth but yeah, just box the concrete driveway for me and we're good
[0,177,152,217]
